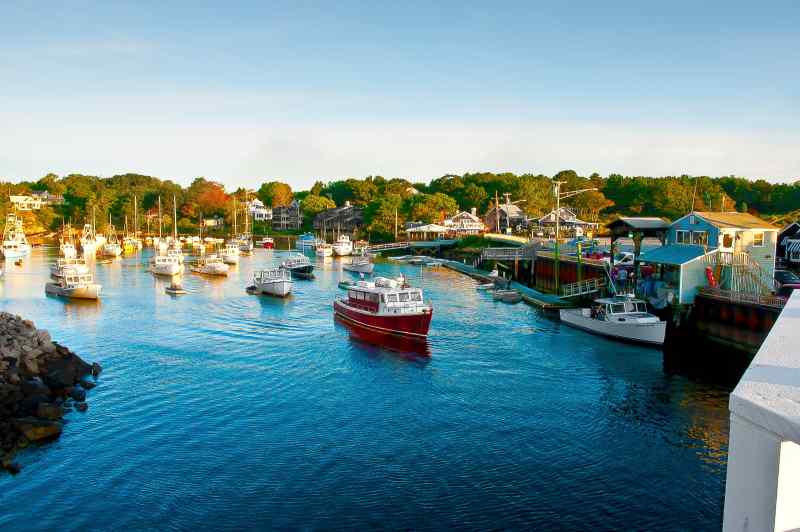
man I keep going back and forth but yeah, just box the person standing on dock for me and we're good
[617,267,628,293]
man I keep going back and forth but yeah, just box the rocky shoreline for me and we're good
[0,312,101,475]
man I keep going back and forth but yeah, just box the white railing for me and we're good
[723,291,800,531]
[705,250,778,295]
[481,247,536,260]
[560,277,606,297]
[697,287,786,310]
[367,241,411,251]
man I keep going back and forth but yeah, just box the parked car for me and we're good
[774,269,800,297]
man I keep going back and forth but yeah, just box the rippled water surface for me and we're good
[0,248,730,530]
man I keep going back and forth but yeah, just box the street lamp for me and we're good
[552,181,597,293]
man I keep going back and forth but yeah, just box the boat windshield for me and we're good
[610,303,626,314]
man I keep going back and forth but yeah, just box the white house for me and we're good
[10,195,46,211]
[444,209,485,236]
[248,199,272,221]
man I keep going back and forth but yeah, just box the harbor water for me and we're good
[0,248,730,530]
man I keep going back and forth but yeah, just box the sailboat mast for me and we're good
[134,195,138,237]
[173,195,177,240]
[233,197,237,236]
[158,196,163,239]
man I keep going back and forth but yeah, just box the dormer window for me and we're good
[689,215,696,225]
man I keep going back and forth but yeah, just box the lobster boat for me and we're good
[333,276,433,338]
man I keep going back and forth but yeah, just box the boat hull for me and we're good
[2,244,32,259]
[252,280,292,297]
[45,282,101,300]
[333,244,352,256]
[151,264,182,276]
[222,254,240,265]
[285,266,314,279]
[191,265,229,276]
[343,262,374,274]
[333,300,432,338]
[559,309,666,346]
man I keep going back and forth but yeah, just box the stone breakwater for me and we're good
[0,312,101,475]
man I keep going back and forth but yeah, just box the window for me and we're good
[399,292,410,302]
[635,302,647,312]
[689,215,696,225]
[368,294,379,303]
[692,231,708,245]
[753,232,764,247]
[611,304,626,314]
[676,230,690,244]
[387,294,398,303]
[411,292,422,301]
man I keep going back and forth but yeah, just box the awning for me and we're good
[787,240,800,252]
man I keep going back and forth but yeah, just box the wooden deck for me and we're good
[441,260,574,309]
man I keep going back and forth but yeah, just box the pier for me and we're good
[723,291,800,531]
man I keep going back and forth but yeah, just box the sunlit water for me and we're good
[0,248,729,530]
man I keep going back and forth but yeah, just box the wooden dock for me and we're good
[441,261,574,309]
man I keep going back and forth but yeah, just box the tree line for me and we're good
[2,171,798,239]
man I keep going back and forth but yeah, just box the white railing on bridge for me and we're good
[723,290,800,531]
[367,241,411,252]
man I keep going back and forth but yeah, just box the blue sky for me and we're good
[1,1,798,189]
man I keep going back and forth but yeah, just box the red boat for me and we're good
[257,237,274,249]
[333,277,433,338]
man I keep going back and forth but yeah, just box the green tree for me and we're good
[257,181,293,207]
[301,194,336,220]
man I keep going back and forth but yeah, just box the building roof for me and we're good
[607,216,671,231]
[449,211,482,223]
[638,244,711,266]
[406,223,448,233]
[693,211,778,230]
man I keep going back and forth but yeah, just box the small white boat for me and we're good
[1,213,32,259]
[342,253,374,274]
[238,234,254,254]
[280,253,315,279]
[165,280,187,295]
[221,243,240,265]
[493,289,522,304]
[45,272,101,300]
[248,268,292,297]
[559,296,667,346]
[295,233,317,252]
[190,254,229,276]
[167,246,184,264]
[51,258,90,280]
[315,242,333,257]
[476,282,495,290]
[151,254,183,276]
[60,242,77,258]
[332,234,353,256]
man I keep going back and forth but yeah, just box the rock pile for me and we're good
[0,312,101,475]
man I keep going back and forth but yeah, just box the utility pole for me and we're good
[552,181,597,294]
[394,208,398,241]
[495,190,500,233]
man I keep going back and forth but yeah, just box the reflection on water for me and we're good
[0,247,731,530]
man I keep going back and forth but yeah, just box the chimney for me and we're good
[471,207,477,216]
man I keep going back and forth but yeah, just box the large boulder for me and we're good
[13,418,63,442]
[36,402,64,420]
[41,351,91,389]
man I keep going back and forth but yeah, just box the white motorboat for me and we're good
[332,234,353,256]
[248,268,292,297]
[51,258,90,280]
[45,271,101,300]
[342,252,374,274]
[151,254,183,276]
[559,296,667,346]
[80,223,97,255]
[221,243,240,265]
[190,254,229,276]
[1,213,32,260]
[315,242,333,257]
[280,253,315,279]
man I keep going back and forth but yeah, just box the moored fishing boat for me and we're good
[1,212,32,259]
[493,288,522,304]
[248,267,292,297]
[221,243,240,265]
[295,233,317,252]
[342,252,374,274]
[333,276,433,338]
[559,296,667,346]
[45,271,101,300]
[151,254,183,276]
[257,237,274,249]
[315,242,333,257]
[51,257,90,280]
[280,253,315,279]
[190,254,229,276]
[101,224,123,257]
[332,234,353,256]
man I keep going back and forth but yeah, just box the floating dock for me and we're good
[442,260,574,309]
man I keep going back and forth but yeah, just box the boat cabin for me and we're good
[590,297,655,322]
[346,279,425,314]
[63,273,94,286]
